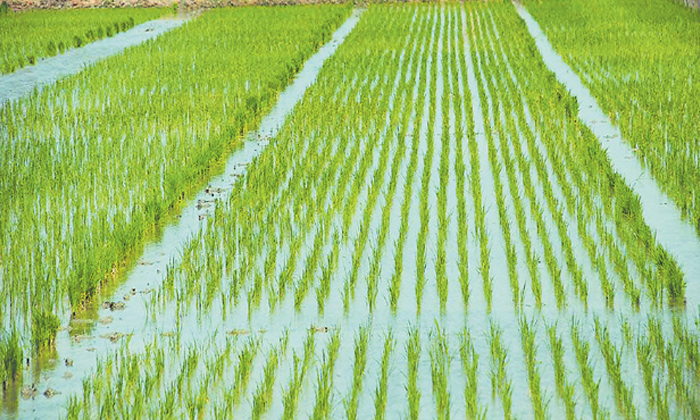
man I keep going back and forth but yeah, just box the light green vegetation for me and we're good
[0,331,22,390]
[0,4,351,345]
[525,0,700,237]
[2,1,699,418]
[0,7,166,74]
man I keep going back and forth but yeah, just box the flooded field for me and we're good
[1,1,699,419]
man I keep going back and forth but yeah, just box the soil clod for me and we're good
[43,388,60,399]
[102,301,125,311]
[20,384,38,400]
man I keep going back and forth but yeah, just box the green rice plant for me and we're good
[294,225,326,311]
[281,353,303,420]
[312,328,341,420]
[594,318,637,420]
[488,322,513,420]
[345,325,370,420]
[251,346,280,420]
[641,316,700,417]
[672,315,700,381]
[31,310,60,351]
[315,232,339,314]
[0,8,166,74]
[636,338,670,420]
[0,330,23,388]
[430,322,451,420]
[662,339,700,418]
[570,319,606,420]
[367,244,382,313]
[459,328,486,420]
[226,338,259,408]
[406,326,421,420]
[373,332,395,420]
[546,324,576,420]
[478,224,493,311]
[519,317,548,420]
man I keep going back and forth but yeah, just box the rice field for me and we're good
[2,1,700,419]
[525,0,700,237]
[0,7,168,74]
[0,3,350,341]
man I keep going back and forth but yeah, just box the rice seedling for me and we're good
[519,317,548,420]
[0,330,23,389]
[251,346,280,420]
[570,319,606,420]
[459,328,486,420]
[405,326,421,420]
[274,332,314,419]
[30,311,59,351]
[594,317,638,420]
[546,324,576,420]
[430,322,451,420]
[315,232,339,314]
[344,325,369,420]
[488,322,514,420]
[8,3,700,419]
[0,3,353,357]
[526,0,700,238]
[227,338,260,408]
[311,328,341,420]
[373,332,395,420]
[0,8,166,74]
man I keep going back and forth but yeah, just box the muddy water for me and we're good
[515,4,700,310]
[4,9,364,420]
[0,16,190,107]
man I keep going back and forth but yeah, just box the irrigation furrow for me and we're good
[0,16,190,107]
[515,4,700,309]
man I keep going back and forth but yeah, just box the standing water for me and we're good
[5,9,364,420]
[515,4,700,306]
[0,15,191,107]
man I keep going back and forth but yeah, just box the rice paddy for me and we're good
[525,0,700,237]
[0,7,167,74]
[2,0,699,419]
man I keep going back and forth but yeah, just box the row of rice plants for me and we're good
[525,0,700,236]
[57,2,700,418]
[467,1,685,310]
[159,3,427,324]
[0,4,352,351]
[65,305,700,419]
[0,7,167,74]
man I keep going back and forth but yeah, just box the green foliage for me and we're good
[0,3,351,338]
[526,0,700,238]
[0,8,165,74]
[0,330,23,384]
[31,310,60,350]
[4,3,698,419]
